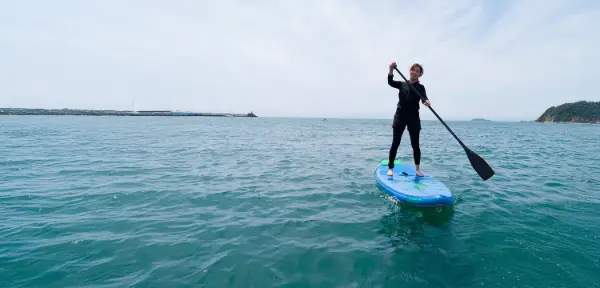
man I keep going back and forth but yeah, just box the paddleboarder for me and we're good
[386,61,431,177]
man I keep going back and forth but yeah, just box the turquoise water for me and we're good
[1,116,599,287]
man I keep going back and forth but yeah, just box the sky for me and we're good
[1,0,599,121]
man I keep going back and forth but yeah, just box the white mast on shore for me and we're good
[131,98,138,113]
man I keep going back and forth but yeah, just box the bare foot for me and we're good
[416,169,424,177]
[387,169,393,176]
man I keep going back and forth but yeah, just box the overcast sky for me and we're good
[1,0,599,120]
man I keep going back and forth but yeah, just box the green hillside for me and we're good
[535,101,600,123]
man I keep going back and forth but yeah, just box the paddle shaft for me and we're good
[393,67,468,150]
[392,66,495,181]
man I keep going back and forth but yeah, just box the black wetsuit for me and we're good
[387,73,429,169]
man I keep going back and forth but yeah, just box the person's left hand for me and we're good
[423,100,431,107]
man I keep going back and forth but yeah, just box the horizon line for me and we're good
[0,107,536,122]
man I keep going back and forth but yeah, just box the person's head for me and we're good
[409,63,423,82]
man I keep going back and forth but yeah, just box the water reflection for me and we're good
[375,201,475,286]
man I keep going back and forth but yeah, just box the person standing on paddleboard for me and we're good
[386,62,431,177]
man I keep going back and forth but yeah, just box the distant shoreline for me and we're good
[0,108,257,117]
[534,121,598,124]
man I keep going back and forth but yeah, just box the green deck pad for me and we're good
[379,159,403,165]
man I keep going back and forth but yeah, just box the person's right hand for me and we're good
[389,62,397,70]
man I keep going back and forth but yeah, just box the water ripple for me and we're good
[0,116,599,287]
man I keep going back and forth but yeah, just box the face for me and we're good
[409,65,422,80]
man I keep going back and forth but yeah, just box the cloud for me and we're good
[1,0,599,120]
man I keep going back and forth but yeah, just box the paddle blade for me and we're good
[465,148,495,180]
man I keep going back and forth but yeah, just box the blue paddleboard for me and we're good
[374,159,453,207]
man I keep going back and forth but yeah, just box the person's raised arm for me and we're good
[387,62,403,89]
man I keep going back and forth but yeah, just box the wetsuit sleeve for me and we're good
[387,74,404,89]
[420,86,429,102]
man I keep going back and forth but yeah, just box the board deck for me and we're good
[374,159,453,207]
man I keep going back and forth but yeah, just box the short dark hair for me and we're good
[410,63,423,76]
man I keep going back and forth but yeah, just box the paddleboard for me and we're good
[374,159,453,207]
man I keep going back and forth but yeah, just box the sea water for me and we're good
[1,116,599,287]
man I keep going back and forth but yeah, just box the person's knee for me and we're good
[409,136,419,146]
[410,142,420,153]
[412,147,421,155]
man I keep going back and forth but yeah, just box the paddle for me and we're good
[393,67,495,181]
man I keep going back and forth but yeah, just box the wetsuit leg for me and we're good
[388,122,406,169]
[407,119,421,165]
